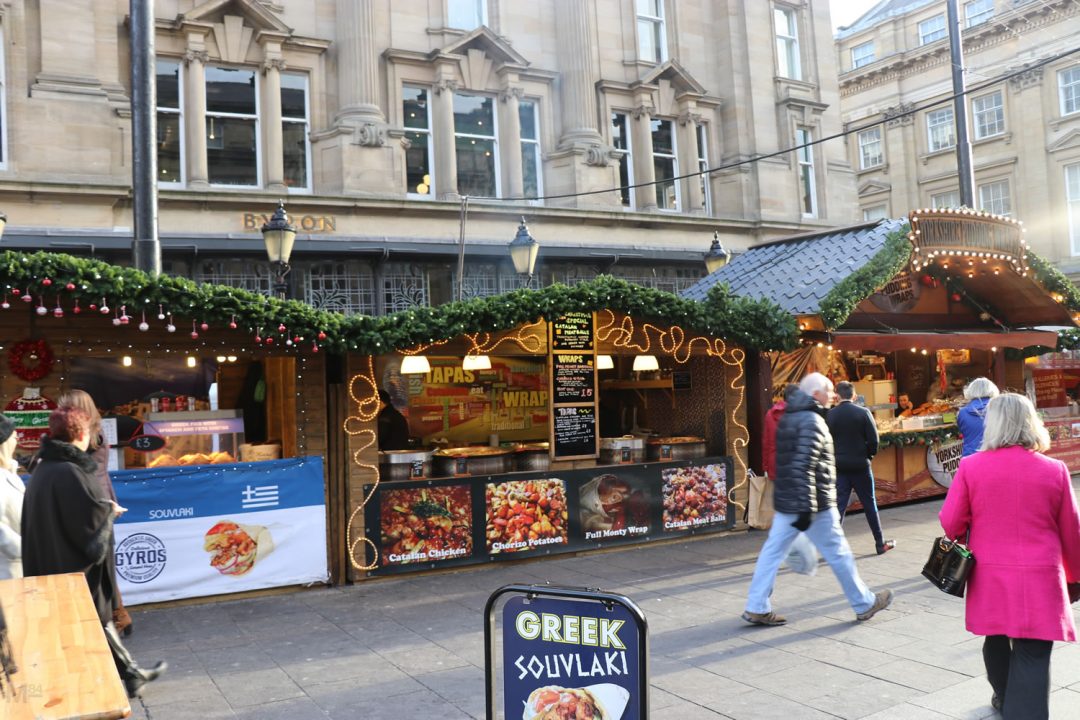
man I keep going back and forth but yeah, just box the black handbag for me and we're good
[922,534,975,597]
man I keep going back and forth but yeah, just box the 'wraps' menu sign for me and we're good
[553,354,597,404]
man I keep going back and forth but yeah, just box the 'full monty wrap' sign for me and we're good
[502,596,642,720]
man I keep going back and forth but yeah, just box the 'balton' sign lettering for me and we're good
[242,213,336,232]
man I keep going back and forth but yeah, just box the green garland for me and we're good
[0,250,799,354]
[818,225,913,330]
[879,425,959,449]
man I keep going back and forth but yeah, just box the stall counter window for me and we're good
[135,410,247,468]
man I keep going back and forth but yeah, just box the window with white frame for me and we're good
[1060,67,1080,116]
[978,179,1011,216]
[635,0,667,65]
[519,99,542,200]
[863,205,888,221]
[774,6,801,80]
[972,90,1004,139]
[964,0,994,27]
[447,0,486,30]
[851,41,875,69]
[857,127,883,169]
[156,60,183,185]
[454,93,499,197]
[281,74,310,191]
[651,118,679,210]
[612,112,634,208]
[1067,164,1080,255]
[919,14,947,45]
[403,86,434,197]
[205,67,259,186]
[927,107,956,152]
[931,190,961,209]
[797,127,817,217]
[697,124,712,215]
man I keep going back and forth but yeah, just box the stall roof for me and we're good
[682,218,904,316]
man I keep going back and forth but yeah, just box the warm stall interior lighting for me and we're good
[186,356,197,368]
[216,355,227,363]
[400,355,431,375]
[462,354,491,371]
[597,354,614,370]
[121,356,133,367]
[632,354,659,372]
[227,355,237,363]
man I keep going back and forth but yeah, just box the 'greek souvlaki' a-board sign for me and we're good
[502,595,643,720]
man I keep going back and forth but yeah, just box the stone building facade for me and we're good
[0,0,855,312]
[835,0,1080,274]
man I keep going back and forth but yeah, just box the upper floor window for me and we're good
[206,67,259,187]
[774,6,801,80]
[652,118,679,210]
[972,90,1004,139]
[447,0,486,30]
[697,124,712,216]
[520,100,543,200]
[635,0,667,64]
[857,127,883,169]
[1067,164,1080,255]
[931,190,960,209]
[863,205,888,221]
[978,179,1011,216]
[1060,67,1080,116]
[927,107,956,152]
[156,60,183,185]
[964,0,993,27]
[404,86,434,197]
[851,41,875,69]
[796,127,817,217]
[612,112,634,208]
[918,14,947,45]
[281,74,310,192]
[454,93,499,197]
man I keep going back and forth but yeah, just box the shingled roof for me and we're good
[681,218,907,316]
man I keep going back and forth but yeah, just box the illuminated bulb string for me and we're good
[344,356,381,571]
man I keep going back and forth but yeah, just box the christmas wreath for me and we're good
[8,339,55,382]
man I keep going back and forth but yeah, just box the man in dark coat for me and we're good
[377,390,412,451]
[826,381,894,554]
[742,373,894,626]
[21,407,166,697]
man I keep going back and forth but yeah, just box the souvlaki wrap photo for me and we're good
[524,683,630,720]
[203,520,275,576]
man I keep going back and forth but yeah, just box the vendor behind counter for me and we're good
[377,390,411,451]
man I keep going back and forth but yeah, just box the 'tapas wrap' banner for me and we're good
[112,456,328,604]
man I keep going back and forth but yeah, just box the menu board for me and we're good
[1033,368,1068,408]
[553,353,596,404]
[551,312,594,351]
[553,406,596,458]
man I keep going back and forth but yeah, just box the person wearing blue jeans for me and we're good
[743,373,894,626]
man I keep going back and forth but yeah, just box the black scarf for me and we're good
[36,436,98,475]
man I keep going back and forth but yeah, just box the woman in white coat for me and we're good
[0,415,23,580]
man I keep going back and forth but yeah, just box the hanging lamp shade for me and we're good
[400,355,432,375]
[462,354,492,371]
[596,354,614,370]
[632,355,659,372]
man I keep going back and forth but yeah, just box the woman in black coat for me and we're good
[21,407,166,697]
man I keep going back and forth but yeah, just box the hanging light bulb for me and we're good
[400,355,431,374]
[462,354,491,371]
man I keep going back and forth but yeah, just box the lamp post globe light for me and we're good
[261,200,297,299]
[509,217,540,283]
[704,230,730,274]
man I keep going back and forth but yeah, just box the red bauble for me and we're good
[89,303,97,311]
[266,337,274,345]
[254,335,262,343]
[53,307,64,318]
[200,322,209,332]
[11,289,20,296]
[312,343,319,354]
[293,336,302,343]
[191,331,199,339]
[42,278,52,287]
[21,294,32,303]
[65,282,76,291]
[228,321,237,330]
[951,292,962,302]
[317,331,327,341]
[277,324,286,333]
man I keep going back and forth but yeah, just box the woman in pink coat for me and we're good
[940,393,1080,719]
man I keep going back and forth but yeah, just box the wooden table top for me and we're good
[1,573,130,720]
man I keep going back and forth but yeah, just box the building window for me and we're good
[1067,164,1080,255]
[919,14,947,45]
[931,190,961,209]
[927,107,956,152]
[978,179,1011,216]
[851,41,875,69]
[697,124,712,215]
[404,86,434,197]
[651,118,679,210]
[384,263,429,312]
[774,6,801,80]
[519,100,543,200]
[612,112,634,208]
[300,261,375,316]
[964,0,993,27]
[972,90,1004,139]
[635,0,667,65]
[205,67,259,187]
[195,260,272,296]
[447,0,486,30]
[281,74,310,191]
[454,93,499,197]
[1060,67,1080,116]
[863,205,888,221]
[156,60,183,185]
[796,127,817,217]
[857,127,883,169]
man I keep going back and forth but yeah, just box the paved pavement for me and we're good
[121,489,1080,720]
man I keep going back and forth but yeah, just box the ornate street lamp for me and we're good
[261,200,297,299]
[704,230,730,274]
[0,211,7,240]
[509,217,540,283]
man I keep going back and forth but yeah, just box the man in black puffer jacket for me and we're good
[742,373,894,626]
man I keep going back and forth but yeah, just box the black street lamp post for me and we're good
[261,200,297,299]
[508,217,540,287]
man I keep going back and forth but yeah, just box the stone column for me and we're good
[499,82,525,200]
[630,102,657,211]
[335,0,385,126]
[555,0,603,147]
[262,54,287,193]
[677,109,705,214]
[432,76,460,200]
[183,39,210,189]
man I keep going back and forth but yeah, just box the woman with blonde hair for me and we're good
[0,414,23,579]
[940,393,1080,718]
[957,377,999,457]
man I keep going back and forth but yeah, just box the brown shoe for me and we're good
[876,540,896,555]
[856,589,894,621]
[741,610,787,626]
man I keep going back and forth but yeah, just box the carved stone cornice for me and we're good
[630,104,654,120]
[182,49,209,66]
[677,111,704,126]
[884,102,915,127]
[261,57,288,74]
[1008,65,1044,92]
[433,79,460,95]
[499,87,526,103]
[352,122,387,147]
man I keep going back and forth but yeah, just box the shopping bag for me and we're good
[784,532,818,575]
[921,535,974,597]
[747,470,775,529]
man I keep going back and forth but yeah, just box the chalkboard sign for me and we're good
[672,370,692,390]
[553,406,596,458]
[551,312,594,351]
[553,354,596,404]
[130,434,166,452]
